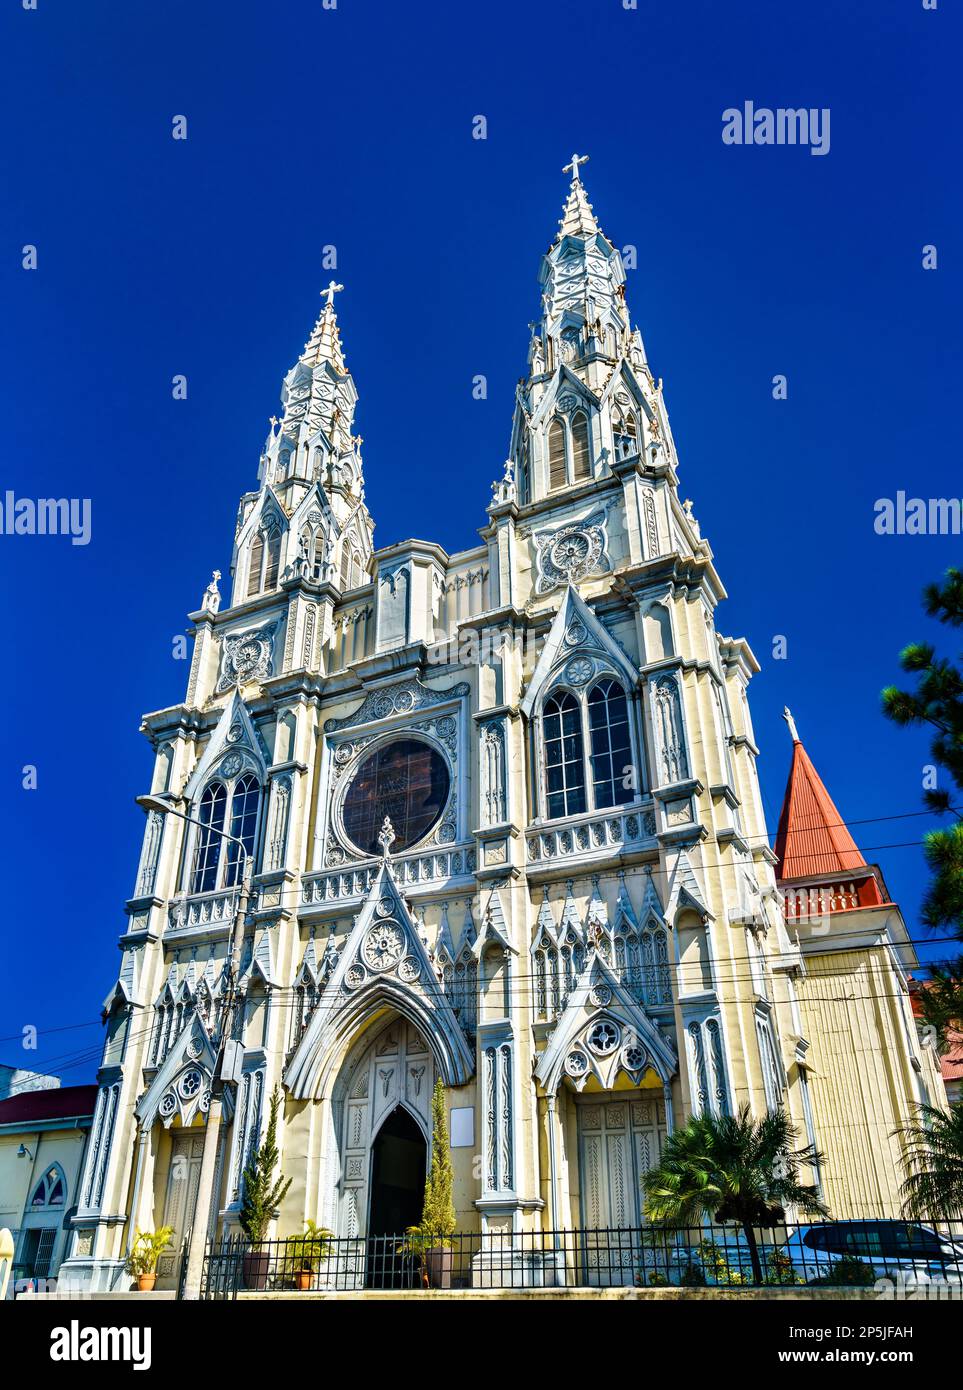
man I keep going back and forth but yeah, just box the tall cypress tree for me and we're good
[420,1078,456,1238]
[239,1084,292,1242]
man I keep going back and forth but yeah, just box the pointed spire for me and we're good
[472,886,516,959]
[557,153,600,240]
[535,886,558,943]
[665,850,713,923]
[296,928,321,986]
[248,929,278,987]
[559,880,584,943]
[462,899,477,953]
[300,280,347,372]
[617,869,641,929]
[436,902,456,964]
[585,875,609,935]
[774,728,866,881]
[637,866,664,927]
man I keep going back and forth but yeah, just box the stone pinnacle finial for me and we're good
[378,816,396,859]
[201,569,221,614]
[783,706,800,743]
[301,281,347,370]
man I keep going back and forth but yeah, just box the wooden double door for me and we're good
[157,1130,205,1286]
[577,1096,667,1285]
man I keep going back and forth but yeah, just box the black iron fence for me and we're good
[199,1219,963,1297]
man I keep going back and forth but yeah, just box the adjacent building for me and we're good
[0,1083,97,1289]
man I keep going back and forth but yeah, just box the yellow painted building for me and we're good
[0,1084,97,1290]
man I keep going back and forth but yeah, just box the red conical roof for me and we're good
[774,727,867,882]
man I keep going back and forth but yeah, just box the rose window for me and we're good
[587,1020,620,1056]
[362,922,406,972]
[565,1049,589,1077]
[342,738,450,855]
[179,1068,203,1100]
[622,1043,647,1072]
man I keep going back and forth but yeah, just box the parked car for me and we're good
[776,1221,963,1285]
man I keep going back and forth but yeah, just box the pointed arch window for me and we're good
[30,1164,66,1209]
[247,535,264,599]
[613,411,638,461]
[311,534,326,581]
[541,678,642,821]
[518,437,531,505]
[226,773,260,886]
[571,411,591,480]
[247,521,282,598]
[543,691,586,819]
[587,680,634,809]
[548,419,567,492]
[192,781,227,893]
[264,528,281,589]
[190,773,261,893]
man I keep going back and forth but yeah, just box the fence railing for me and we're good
[199,1220,963,1297]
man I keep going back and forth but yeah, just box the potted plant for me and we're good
[404,1078,457,1289]
[287,1220,333,1291]
[125,1227,174,1292]
[238,1084,292,1290]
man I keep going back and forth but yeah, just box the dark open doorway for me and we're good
[366,1105,426,1288]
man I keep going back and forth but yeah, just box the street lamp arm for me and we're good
[136,794,249,860]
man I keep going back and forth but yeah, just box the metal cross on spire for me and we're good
[322,280,344,309]
[563,152,589,184]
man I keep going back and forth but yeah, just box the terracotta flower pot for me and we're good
[295,1269,312,1291]
[137,1273,156,1292]
[242,1250,270,1291]
[425,1246,453,1290]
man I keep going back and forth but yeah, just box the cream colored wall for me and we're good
[798,946,924,1217]
[0,1127,88,1275]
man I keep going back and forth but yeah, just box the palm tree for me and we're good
[896,1102,963,1221]
[643,1104,827,1284]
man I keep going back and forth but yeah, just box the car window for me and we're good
[803,1225,851,1255]
[844,1226,883,1257]
[879,1223,946,1258]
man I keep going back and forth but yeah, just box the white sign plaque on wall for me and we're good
[449,1106,475,1149]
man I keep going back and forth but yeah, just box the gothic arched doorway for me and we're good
[369,1106,426,1236]
[332,1014,434,1239]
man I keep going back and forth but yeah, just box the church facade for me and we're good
[60,163,945,1290]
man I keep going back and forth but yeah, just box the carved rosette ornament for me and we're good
[216,622,278,693]
[533,509,610,594]
[362,921,405,972]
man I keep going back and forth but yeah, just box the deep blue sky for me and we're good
[1,0,960,1082]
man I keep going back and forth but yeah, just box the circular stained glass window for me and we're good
[342,738,450,856]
